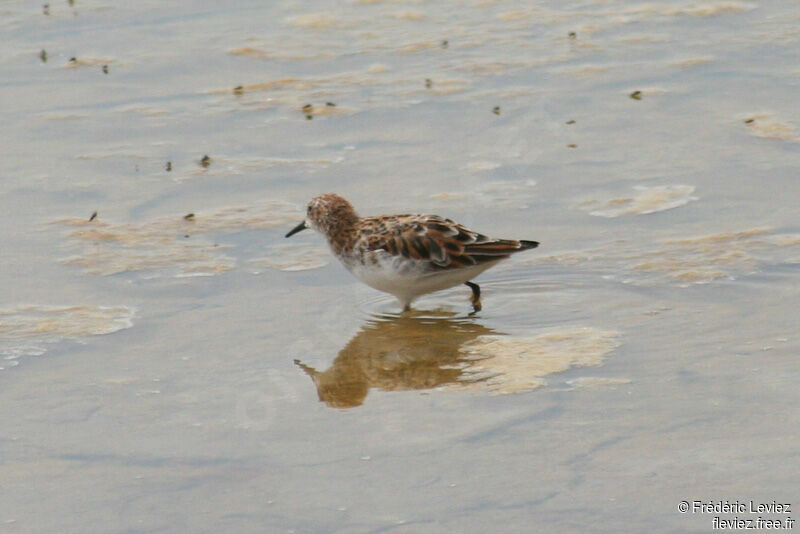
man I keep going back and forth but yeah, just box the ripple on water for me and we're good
[0,305,135,369]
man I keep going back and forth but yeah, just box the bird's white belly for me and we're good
[345,252,499,303]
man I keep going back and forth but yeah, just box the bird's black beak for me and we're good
[285,221,308,238]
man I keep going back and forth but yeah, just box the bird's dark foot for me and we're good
[465,281,482,313]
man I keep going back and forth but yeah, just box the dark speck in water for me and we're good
[89,211,97,222]
[744,118,754,124]
[200,155,211,168]
[568,32,576,39]
[233,85,243,95]
[69,57,77,64]
[326,102,336,107]
[43,4,50,15]
[441,40,448,49]
[566,119,576,124]
[102,64,108,74]
[492,106,500,115]
[39,49,47,63]
[630,90,642,100]
[567,144,577,148]
[184,213,195,221]
[165,161,172,172]
[425,78,433,89]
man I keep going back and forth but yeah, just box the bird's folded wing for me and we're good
[366,215,534,270]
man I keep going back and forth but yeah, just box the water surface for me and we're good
[1,1,798,532]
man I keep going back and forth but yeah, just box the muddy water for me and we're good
[1,1,798,532]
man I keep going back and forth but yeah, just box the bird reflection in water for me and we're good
[294,311,498,408]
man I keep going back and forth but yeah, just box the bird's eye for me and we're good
[307,205,312,214]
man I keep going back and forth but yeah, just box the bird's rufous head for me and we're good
[285,193,359,238]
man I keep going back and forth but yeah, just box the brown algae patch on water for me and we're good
[0,305,135,368]
[392,10,426,21]
[630,229,768,283]
[286,13,342,29]
[250,244,329,272]
[566,377,632,389]
[633,228,799,284]
[454,327,621,395]
[742,114,800,142]
[524,228,799,286]
[0,305,134,340]
[183,155,343,179]
[552,64,613,78]
[54,201,298,276]
[113,105,170,116]
[622,2,755,18]
[62,56,114,69]
[669,56,714,68]
[583,185,698,217]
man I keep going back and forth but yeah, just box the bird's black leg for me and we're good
[465,281,482,312]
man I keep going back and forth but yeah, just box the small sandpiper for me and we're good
[286,193,538,312]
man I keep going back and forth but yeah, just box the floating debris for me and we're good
[492,106,500,115]
[744,118,754,124]
[567,144,577,148]
[183,213,195,221]
[425,78,433,89]
[568,31,577,39]
[302,103,313,119]
[325,102,336,107]
[39,49,47,63]
[69,57,77,64]
[630,90,643,100]
[233,85,243,95]
[165,161,172,172]
[43,3,50,15]
[200,155,211,168]
[102,64,108,74]
[441,40,449,48]
[566,119,576,124]
[89,211,97,222]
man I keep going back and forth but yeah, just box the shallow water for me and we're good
[1,1,799,532]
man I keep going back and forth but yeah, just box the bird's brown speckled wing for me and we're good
[361,215,538,270]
